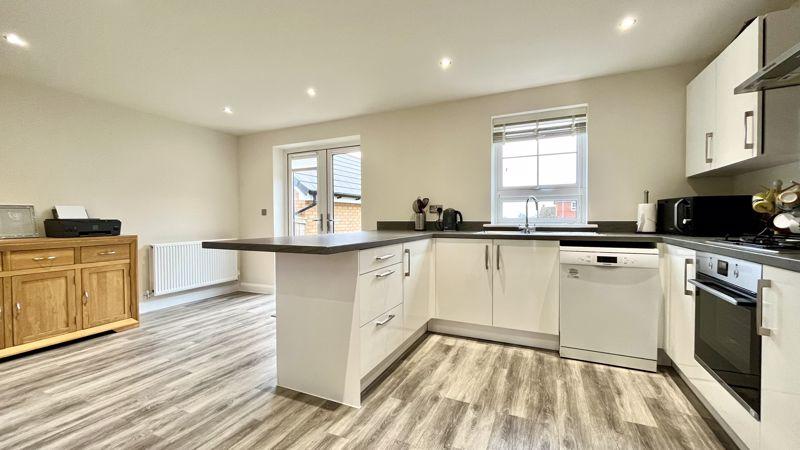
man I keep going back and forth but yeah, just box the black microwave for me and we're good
[656,196,763,236]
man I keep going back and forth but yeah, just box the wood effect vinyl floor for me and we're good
[0,293,728,450]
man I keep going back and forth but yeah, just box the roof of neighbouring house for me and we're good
[293,152,361,199]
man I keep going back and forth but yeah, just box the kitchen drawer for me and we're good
[10,248,75,271]
[358,263,403,326]
[360,303,403,377]
[358,244,403,275]
[81,244,130,263]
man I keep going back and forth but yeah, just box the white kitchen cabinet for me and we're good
[664,245,704,378]
[435,239,492,326]
[685,63,716,176]
[360,303,404,377]
[402,239,433,339]
[760,266,800,449]
[713,18,761,169]
[685,17,766,176]
[357,262,403,326]
[492,240,559,334]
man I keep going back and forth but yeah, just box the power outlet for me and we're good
[428,204,443,214]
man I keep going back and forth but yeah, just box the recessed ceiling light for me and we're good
[306,87,317,98]
[3,33,28,48]
[439,57,453,70]
[618,16,637,31]
[222,106,234,114]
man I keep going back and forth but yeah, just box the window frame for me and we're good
[491,109,588,225]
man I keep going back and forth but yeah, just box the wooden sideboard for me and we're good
[0,235,138,359]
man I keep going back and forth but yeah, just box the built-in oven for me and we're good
[689,252,766,420]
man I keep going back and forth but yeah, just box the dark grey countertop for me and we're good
[203,231,800,272]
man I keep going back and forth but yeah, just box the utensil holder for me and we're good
[414,212,426,231]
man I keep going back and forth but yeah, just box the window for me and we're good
[288,146,361,235]
[491,106,588,224]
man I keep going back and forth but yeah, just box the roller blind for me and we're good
[492,113,587,143]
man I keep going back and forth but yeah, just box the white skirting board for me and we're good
[239,282,275,294]
[427,319,559,350]
[140,282,241,313]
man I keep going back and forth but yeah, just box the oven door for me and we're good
[690,274,761,419]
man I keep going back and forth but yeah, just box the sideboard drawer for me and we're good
[358,263,403,326]
[360,303,403,377]
[358,244,403,275]
[81,244,130,263]
[10,248,75,271]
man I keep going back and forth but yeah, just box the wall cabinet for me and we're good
[402,239,433,340]
[0,236,139,359]
[760,266,800,449]
[11,270,78,346]
[81,264,132,329]
[435,239,493,326]
[685,18,762,176]
[492,240,559,334]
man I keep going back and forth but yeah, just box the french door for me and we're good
[288,146,361,236]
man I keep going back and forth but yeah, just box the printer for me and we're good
[44,206,121,238]
[44,219,122,238]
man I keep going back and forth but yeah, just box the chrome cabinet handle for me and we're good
[83,291,90,305]
[375,314,396,326]
[404,249,411,277]
[375,270,395,278]
[32,256,57,261]
[485,245,489,270]
[375,254,394,261]
[757,279,772,336]
[744,110,754,150]
[704,132,713,163]
[98,251,117,256]
[683,258,694,296]
[496,245,501,271]
[15,302,21,317]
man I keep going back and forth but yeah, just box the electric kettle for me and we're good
[438,208,463,231]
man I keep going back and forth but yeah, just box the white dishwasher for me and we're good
[559,245,660,372]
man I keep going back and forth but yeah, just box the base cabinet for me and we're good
[11,270,78,346]
[402,240,433,339]
[492,240,559,334]
[81,264,132,328]
[760,266,800,449]
[435,239,492,325]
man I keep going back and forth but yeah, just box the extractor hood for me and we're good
[735,40,800,94]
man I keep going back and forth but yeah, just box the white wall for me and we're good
[237,62,733,288]
[0,76,240,298]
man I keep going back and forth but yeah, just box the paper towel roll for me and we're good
[636,203,657,233]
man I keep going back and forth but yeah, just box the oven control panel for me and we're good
[696,252,762,292]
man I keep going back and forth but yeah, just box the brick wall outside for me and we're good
[293,195,361,235]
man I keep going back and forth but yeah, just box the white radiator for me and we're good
[150,241,238,296]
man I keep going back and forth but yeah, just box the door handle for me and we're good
[14,302,21,317]
[83,291,90,305]
[757,279,772,336]
[496,245,501,271]
[404,248,411,277]
[744,110,754,150]
[683,258,694,296]
[375,270,395,278]
[375,314,396,326]
[484,245,489,270]
[704,132,713,163]
[375,254,395,261]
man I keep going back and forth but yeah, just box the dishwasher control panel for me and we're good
[560,247,659,269]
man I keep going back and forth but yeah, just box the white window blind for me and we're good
[491,107,588,225]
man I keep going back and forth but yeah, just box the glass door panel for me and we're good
[289,153,323,236]
[327,148,362,233]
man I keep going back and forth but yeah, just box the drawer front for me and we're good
[81,244,130,263]
[358,263,403,326]
[10,248,75,271]
[360,303,403,376]
[358,244,403,275]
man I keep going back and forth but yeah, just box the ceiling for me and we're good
[0,0,793,135]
